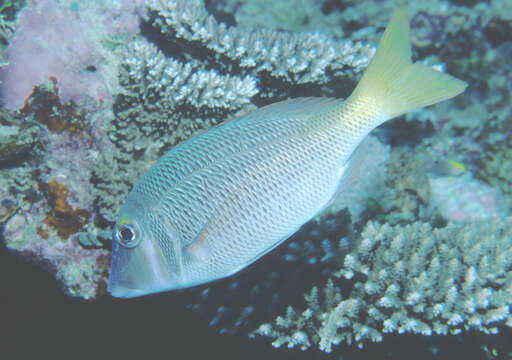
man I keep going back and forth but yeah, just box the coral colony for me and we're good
[0,0,511,354]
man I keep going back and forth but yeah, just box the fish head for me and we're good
[107,196,177,298]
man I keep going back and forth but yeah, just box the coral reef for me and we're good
[218,0,342,35]
[469,42,512,199]
[480,140,512,197]
[149,0,371,86]
[430,173,508,222]
[20,78,87,135]
[0,75,112,299]
[381,145,432,224]
[0,106,39,167]
[0,0,151,300]
[38,179,90,240]
[212,0,512,46]
[0,0,25,54]
[0,0,144,110]
[253,218,512,351]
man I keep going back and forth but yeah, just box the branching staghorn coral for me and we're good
[148,0,371,86]
[112,38,258,151]
[252,217,512,352]
[93,0,374,221]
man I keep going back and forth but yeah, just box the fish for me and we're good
[429,158,466,177]
[108,7,467,298]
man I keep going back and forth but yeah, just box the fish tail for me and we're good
[349,7,467,122]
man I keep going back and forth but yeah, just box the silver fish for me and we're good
[108,7,466,298]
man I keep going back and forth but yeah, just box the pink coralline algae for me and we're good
[431,173,508,222]
[2,87,112,299]
[0,0,147,299]
[0,0,144,110]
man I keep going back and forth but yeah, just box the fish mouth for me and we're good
[107,255,173,298]
[107,283,153,299]
[108,230,176,299]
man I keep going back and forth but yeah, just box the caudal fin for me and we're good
[350,7,467,120]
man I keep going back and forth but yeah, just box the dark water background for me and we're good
[2,240,509,359]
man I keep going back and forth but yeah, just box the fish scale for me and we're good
[149,101,345,244]
[132,98,344,202]
[178,129,348,282]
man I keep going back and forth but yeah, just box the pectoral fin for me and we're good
[186,220,212,262]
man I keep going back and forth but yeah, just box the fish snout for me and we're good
[108,232,174,298]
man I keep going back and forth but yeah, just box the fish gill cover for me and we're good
[0,0,511,359]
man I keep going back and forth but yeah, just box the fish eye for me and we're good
[115,223,139,248]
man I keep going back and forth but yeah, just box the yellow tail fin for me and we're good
[350,7,467,120]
